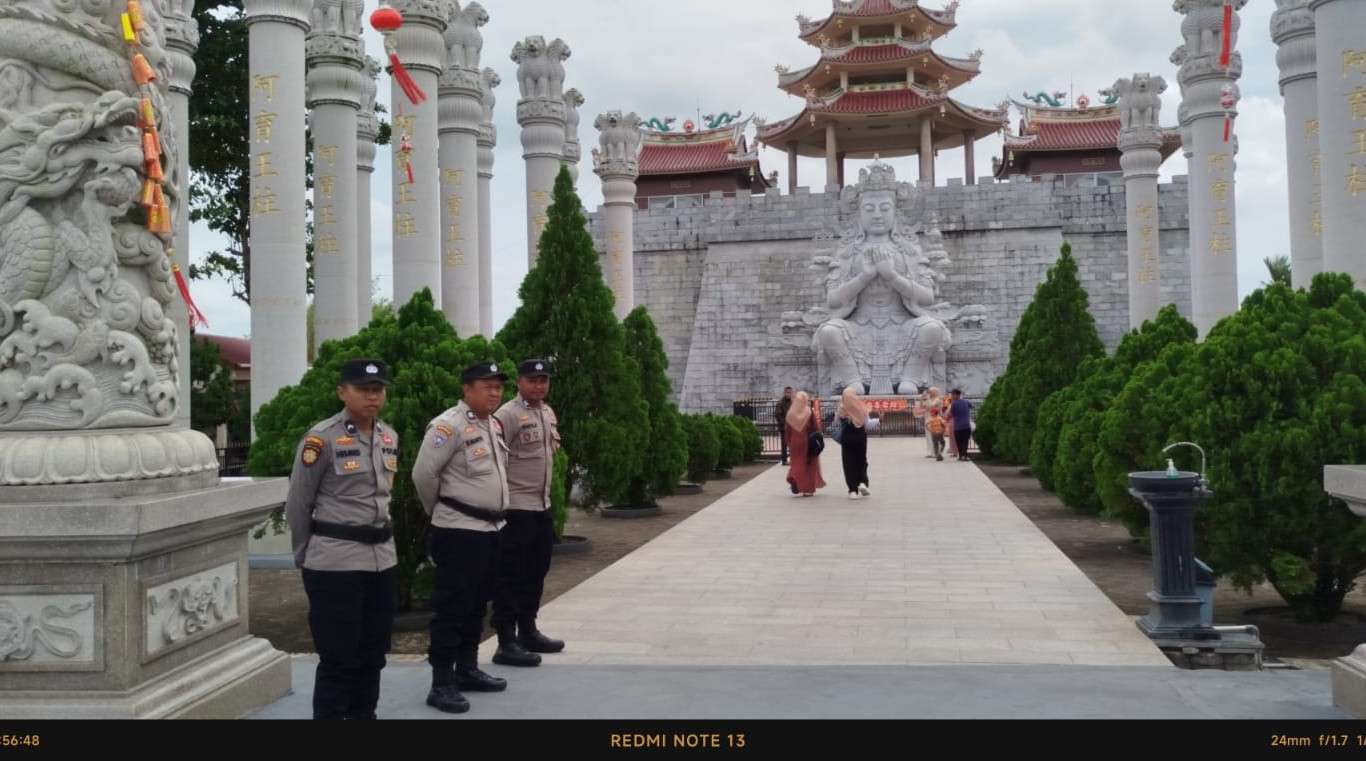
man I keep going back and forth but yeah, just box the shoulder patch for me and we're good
[435,423,454,438]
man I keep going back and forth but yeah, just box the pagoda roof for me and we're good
[639,117,767,179]
[777,41,982,94]
[797,0,959,44]
[757,84,1006,159]
[1001,101,1181,155]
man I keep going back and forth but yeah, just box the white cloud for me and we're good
[186,0,1296,341]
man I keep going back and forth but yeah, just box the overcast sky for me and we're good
[193,0,1291,340]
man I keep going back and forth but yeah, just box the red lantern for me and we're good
[371,4,426,105]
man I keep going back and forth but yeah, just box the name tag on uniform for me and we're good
[520,428,543,445]
[343,460,361,471]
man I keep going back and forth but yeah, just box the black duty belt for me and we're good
[311,520,393,545]
[438,496,506,524]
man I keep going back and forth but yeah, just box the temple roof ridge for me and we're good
[797,0,960,43]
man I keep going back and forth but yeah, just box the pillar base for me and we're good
[1333,646,1366,718]
[0,478,292,718]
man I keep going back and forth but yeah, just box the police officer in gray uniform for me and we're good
[284,359,400,720]
[490,358,565,666]
[412,361,512,714]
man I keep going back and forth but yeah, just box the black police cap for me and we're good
[518,358,553,378]
[461,361,508,384]
[340,358,390,386]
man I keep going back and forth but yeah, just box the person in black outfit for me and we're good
[775,387,794,465]
[837,387,871,499]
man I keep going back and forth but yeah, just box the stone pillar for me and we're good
[438,1,486,337]
[593,111,644,319]
[825,122,839,189]
[163,0,197,430]
[478,67,500,336]
[788,141,799,194]
[0,0,288,719]
[1117,74,1169,329]
[1327,465,1366,718]
[1311,0,1366,288]
[513,36,571,267]
[307,0,365,350]
[390,0,447,308]
[248,0,311,422]
[837,150,846,187]
[920,117,935,185]
[1273,0,1324,284]
[1175,0,1244,336]
[963,129,976,185]
[357,56,380,324]
[563,88,584,186]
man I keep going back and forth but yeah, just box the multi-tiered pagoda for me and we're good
[757,0,1007,192]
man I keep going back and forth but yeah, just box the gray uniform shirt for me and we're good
[411,401,509,532]
[493,396,559,511]
[284,412,399,572]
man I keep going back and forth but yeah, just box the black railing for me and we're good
[217,443,250,477]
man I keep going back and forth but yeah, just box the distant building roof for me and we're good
[638,116,769,186]
[198,334,250,370]
[994,100,1181,178]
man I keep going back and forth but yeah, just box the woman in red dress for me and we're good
[785,391,826,497]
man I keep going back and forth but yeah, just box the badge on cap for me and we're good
[490,364,498,372]
[366,364,379,375]
[535,363,544,371]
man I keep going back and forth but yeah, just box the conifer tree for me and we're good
[498,168,648,505]
[623,307,687,507]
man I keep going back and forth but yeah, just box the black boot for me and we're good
[426,684,470,714]
[519,623,565,654]
[455,664,508,692]
[492,626,542,667]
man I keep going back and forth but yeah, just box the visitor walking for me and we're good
[922,387,942,458]
[927,403,947,461]
[837,387,871,499]
[775,386,794,465]
[949,389,974,462]
[784,391,825,497]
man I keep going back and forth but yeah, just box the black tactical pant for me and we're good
[302,567,396,720]
[492,509,555,633]
[428,527,499,681]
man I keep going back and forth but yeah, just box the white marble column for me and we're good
[1311,0,1366,288]
[513,36,571,267]
[1273,0,1324,285]
[593,111,644,319]
[438,1,485,337]
[307,0,364,350]
[245,0,310,426]
[920,118,935,186]
[1117,74,1169,329]
[357,56,380,324]
[825,122,839,190]
[163,0,197,429]
[477,67,500,336]
[563,88,584,186]
[390,0,447,308]
[1175,0,1244,336]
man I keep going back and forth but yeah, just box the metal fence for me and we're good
[217,443,250,477]
[732,396,981,457]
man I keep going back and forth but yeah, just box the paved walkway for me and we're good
[475,438,1169,667]
[253,438,1349,719]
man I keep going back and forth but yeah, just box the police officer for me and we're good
[284,358,400,720]
[490,359,565,667]
[411,361,512,714]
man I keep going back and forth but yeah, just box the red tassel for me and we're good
[404,160,414,185]
[1219,2,1233,69]
[1223,115,1231,143]
[171,262,208,329]
[389,52,426,105]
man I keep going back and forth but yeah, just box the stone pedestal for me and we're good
[1116,73,1169,329]
[593,111,643,319]
[1327,465,1366,718]
[438,2,486,337]
[0,479,291,718]
[307,1,365,350]
[1311,0,1366,288]
[357,57,381,324]
[1273,0,1324,284]
[1175,0,1244,336]
[390,0,447,309]
[478,67,500,337]
[163,0,197,430]
[247,0,311,425]
[513,36,571,267]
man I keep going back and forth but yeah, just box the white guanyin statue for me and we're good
[811,159,984,396]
